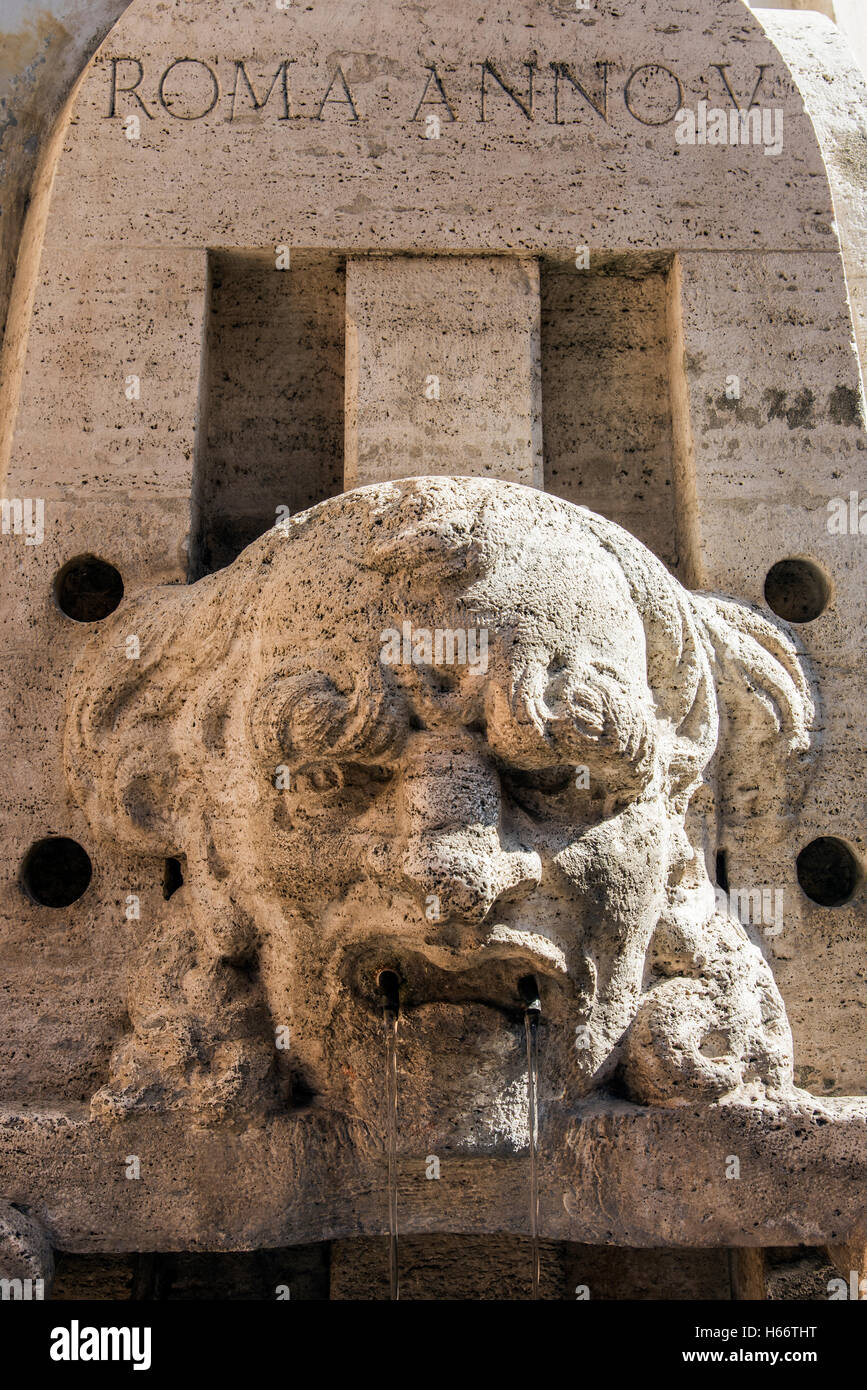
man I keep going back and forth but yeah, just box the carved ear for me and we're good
[64,589,195,856]
[106,731,187,856]
[689,593,816,815]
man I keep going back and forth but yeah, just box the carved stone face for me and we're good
[67,479,811,1142]
[248,507,669,1114]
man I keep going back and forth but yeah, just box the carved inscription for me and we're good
[103,57,776,127]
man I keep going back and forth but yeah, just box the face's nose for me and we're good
[399,731,542,925]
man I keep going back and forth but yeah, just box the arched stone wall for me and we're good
[0,0,865,1268]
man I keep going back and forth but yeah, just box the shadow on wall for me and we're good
[0,0,134,347]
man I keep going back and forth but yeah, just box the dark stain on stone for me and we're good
[828,384,864,427]
[706,392,762,428]
[764,387,817,430]
[707,385,854,433]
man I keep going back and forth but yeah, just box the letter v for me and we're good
[712,63,771,111]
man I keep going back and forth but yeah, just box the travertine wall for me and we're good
[0,0,130,346]
[0,0,865,1287]
[4,2,865,365]
[4,0,863,1102]
[754,3,867,80]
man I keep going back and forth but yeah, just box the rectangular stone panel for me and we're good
[7,247,207,500]
[344,255,543,488]
[677,250,867,1095]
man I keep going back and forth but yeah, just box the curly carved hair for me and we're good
[64,478,816,861]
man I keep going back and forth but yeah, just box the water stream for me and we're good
[524,1001,541,1300]
[382,975,401,1301]
[379,970,541,1300]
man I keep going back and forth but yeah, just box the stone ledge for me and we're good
[1,1096,865,1252]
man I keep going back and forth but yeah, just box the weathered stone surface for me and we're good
[542,254,680,572]
[756,4,867,84]
[758,10,867,390]
[59,479,812,1130]
[330,1235,568,1300]
[0,0,865,1297]
[2,1094,867,1251]
[826,1235,867,1297]
[191,250,345,577]
[765,1246,841,1301]
[345,256,543,488]
[0,1200,54,1292]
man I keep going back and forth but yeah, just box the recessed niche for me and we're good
[189,249,346,578]
[541,252,679,574]
[21,837,92,908]
[797,837,860,907]
[54,555,124,622]
[764,558,830,623]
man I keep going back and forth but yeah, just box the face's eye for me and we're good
[365,764,394,785]
[309,765,344,793]
[275,761,394,820]
[500,765,596,822]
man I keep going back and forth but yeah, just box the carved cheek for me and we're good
[553,800,670,934]
[266,826,368,903]
[265,788,399,903]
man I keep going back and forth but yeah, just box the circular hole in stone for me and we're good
[796,837,860,907]
[21,837,92,908]
[764,558,830,623]
[54,555,124,622]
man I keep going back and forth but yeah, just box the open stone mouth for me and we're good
[343,929,570,1016]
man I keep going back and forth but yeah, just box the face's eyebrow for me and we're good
[251,666,407,765]
[483,676,566,768]
[482,662,659,784]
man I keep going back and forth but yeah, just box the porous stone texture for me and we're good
[330,1236,732,1299]
[757,11,867,373]
[345,256,543,488]
[0,1200,54,1291]
[0,476,859,1270]
[51,1247,331,1299]
[542,254,680,572]
[755,4,867,82]
[0,1,131,349]
[51,1253,137,1300]
[61,478,811,1130]
[765,1247,841,1301]
[191,250,346,577]
[565,1244,732,1301]
[50,1239,732,1299]
[4,1092,867,1254]
[330,1235,568,1300]
[0,0,865,1300]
